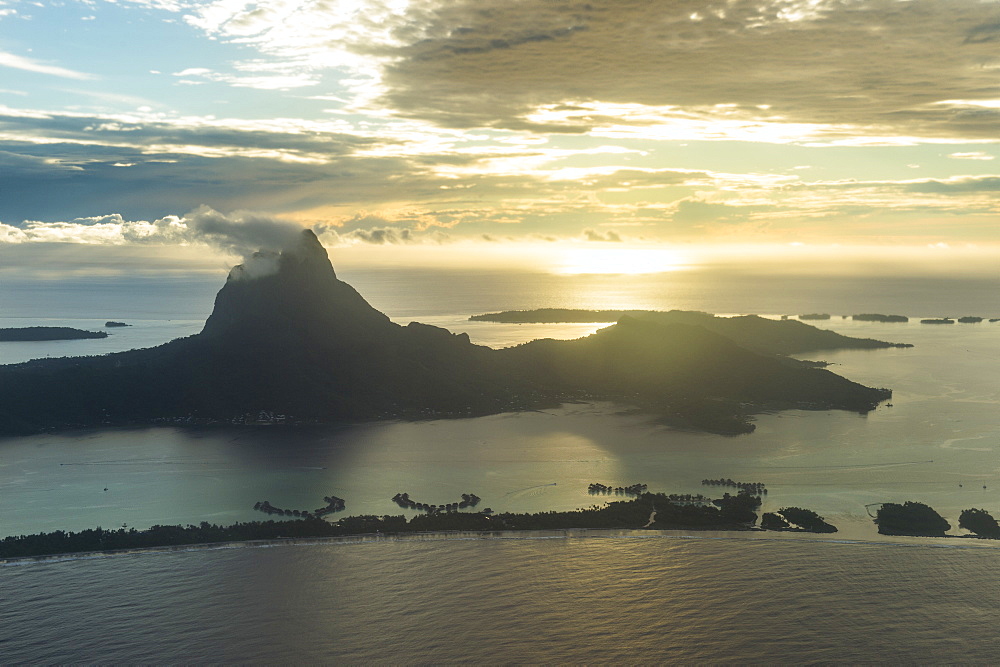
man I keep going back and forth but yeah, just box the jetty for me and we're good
[252,493,345,518]
[391,491,482,513]
[588,482,648,496]
[701,479,767,495]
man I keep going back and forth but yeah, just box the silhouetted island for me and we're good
[874,501,951,536]
[852,313,909,323]
[469,308,911,356]
[761,507,837,533]
[0,231,893,437]
[105,321,131,328]
[871,503,1000,539]
[0,489,799,559]
[798,313,830,320]
[920,318,954,324]
[959,508,1000,538]
[957,316,982,323]
[0,327,108,342]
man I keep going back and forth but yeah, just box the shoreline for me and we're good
[5,526,999,567]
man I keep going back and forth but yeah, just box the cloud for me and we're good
[787,174,1000,197]
[0,49,96,80]
[357,0,1000,142]
[0,107,372,163]
[178,206,307,256]
[671,199,749,225]
[323,223,456,246]
[173,0,1000,142]
[948,152,995,161]
[582,228,621,242]
[0,107,430,221]
[173,64,320,91]
[3,206,469,258]
[905,176,1000,194]
[342,227,414,245]
[3,207,307,260]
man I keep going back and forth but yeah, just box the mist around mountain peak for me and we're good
[226,229,334,282]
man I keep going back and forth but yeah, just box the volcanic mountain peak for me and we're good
[200,229,391,339]
[224,229,335,282]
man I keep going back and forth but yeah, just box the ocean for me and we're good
[3,536,999,663]
[1,264,998,662]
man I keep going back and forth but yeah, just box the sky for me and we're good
[2,0,1000,277]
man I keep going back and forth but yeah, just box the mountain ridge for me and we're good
[0,231,891,436]
[470,308,913,356]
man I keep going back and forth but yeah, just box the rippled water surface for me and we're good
[3,535,1000,663]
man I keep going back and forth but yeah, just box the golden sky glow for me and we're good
[1,0,999,276]
[554,247,690,275]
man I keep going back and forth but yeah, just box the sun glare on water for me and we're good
[554,246,690,275]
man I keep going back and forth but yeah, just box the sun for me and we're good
[554,246,690,275]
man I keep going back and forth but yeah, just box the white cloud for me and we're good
[948,152,994,161]
[0,49,97,80]
[173,64,320,90]
[2,208,306,258]
[2,206,455,252]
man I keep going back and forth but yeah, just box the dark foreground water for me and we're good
[3,534,999,663]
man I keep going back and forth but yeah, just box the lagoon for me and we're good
[1,315,996,543]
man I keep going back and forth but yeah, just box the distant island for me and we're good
[105,321,131,328]
[957,316,982,324]
[870,501,1000,539]
[0,231,894,437]
[920,318,954,324]
[798,313,830,320]
[469,308,912,356]
[0,327,108,342]
[852,313,909,323]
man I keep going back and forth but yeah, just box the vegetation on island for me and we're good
[7,474,999,559]
[470,308,912,356]
[875,501,951,536]
[774,507,838,533]
[868,502,1000,538]
[852,313,909,323]
[958,508,1000,538]
[798,313,830,320]
[0,483,825,560]
[0,326,108,342]
[105,321,131,327]
[920,318,954,324]
[499,315,892,435]
[760,512,791,530]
